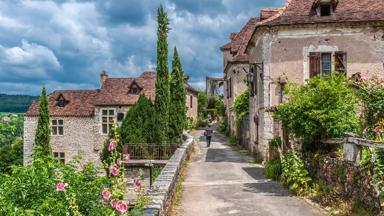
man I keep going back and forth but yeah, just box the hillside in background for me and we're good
[0,94,38,113]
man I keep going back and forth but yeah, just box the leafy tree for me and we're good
[169,47,187,143]
[273,73,359,150]
[120,94,156,144]
[233,90,249,121]
[0,138,23,174]
[34,87,52,159]
[154,6,170,144]
[197,91,208,118]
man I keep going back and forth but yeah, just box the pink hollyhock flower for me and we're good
[110,199,117,208]
[102,188,111,200]
[116,159,122,166]
[361,76,367,81]
[134,179,141,188]
[109,165,119,176]
[374,126,381,132]
[56,182,66,192]
[108,139,117,152]
[116,201,128,213]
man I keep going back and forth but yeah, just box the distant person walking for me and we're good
[207,113,212,122]
[204,124,213,148]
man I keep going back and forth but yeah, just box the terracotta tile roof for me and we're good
[260,8,283,21]
[25,90,98,117]
[230,17,260,58]
[94,71,157,106]
[263,0,384,26]
[26,71,197,117]
[220,42,232,51]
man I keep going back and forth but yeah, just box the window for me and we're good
[56,94,67,107]
[53,152,65,163]
[52,119,64,135]
[321,53,332,75]
[190,95,193,108]
[309,52,347,77]
[320,4,331,16]
[130,86,140,94]
[101,109,115,134]
[117,113,124,122]
[228,78,232,98]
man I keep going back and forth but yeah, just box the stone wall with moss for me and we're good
[305,156,381,212]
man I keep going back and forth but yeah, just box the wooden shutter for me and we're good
[335,52,347,75]
[309,52,320,77]
[229,78,232,98]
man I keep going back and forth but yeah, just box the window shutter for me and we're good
[335,52,347,75]
[229,78,232,98]
[309,53,320,77]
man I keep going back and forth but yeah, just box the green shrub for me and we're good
[206,108,217,119]
[281,149,312,195]
[264,159,282,181]
[274,73,358,151]
[196,117,209,128]
[217,116,228,134]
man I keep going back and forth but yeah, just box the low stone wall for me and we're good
[306,156,381,212]
[143,133,194,216]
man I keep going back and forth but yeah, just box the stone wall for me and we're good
[306,156,381,212]
[143,133,194,216]
[186,92,198,121]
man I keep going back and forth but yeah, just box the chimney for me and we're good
[100,70,108,87]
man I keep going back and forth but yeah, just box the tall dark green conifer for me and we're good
[34,86,51,159]
[169,47,187,143]
[154,6,170,144]
[120,94,156,144]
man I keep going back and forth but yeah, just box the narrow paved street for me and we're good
[175,129,322,216]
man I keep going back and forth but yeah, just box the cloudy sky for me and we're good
[0,0,284,95]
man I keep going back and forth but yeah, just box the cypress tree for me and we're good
[120,94,156,144]
[34,86,51,159]
[154,6,170,144]
[169,47,187,143]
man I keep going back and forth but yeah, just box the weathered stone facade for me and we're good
[305,156,382,212]
[24,71,198,166]
[247,24,384,161]
[186,91,198,121]
[23,106,131,166]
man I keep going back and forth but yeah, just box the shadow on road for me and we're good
[205,148,250,163]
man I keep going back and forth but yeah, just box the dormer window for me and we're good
[313,0,338,16]
[56,94,67,108]
[129,81,142,95]
[320,4,331,16]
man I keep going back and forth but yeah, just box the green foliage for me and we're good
[100,123,121,174]
[34,87,52,159]
[0,138,23,174]
[151,165,163,182]
[281,149,312,195]
[217,115,228,134]
[0,113,23,146]
[197,90,208,118]
[233,90,249,120]
[0,157,110,215]
[120,94,157,144]
[154,6,171,145]
[169,47,187,143]
[273,73,359,150]
[264,159,282,181]
[196,116,209,128]
[0,94,37,113]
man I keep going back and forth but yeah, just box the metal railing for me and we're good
[122,144,180,160]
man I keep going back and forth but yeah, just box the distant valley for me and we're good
[0,94,38,113]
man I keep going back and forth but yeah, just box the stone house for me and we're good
[220,18,259,138]
[24,71,198,165]
[241,0,384,161]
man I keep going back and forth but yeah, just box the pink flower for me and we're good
[116,201,128,213]
[361,76,367,81]
[56,182,66,192]
[374,126,381,132]
[134,179,141,188]
[116,159,122,166]
[110,199,118,208]
[102,188,111,200]
[108,139,117,152]
[109,165,119,176]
